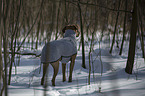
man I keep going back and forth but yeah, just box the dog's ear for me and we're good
[62,24,80,34]
[73,24,80,37]
[62,25,75,33]
[62,26,66,33]
[73,24,80,31]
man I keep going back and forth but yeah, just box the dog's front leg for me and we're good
[62,63,66,82]
[69,54,76,82]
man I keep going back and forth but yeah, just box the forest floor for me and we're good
[7,38,145,96]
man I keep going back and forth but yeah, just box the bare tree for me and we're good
[137,0,145,59]
[109,0,121,53]
[0,18,5,96]
[119,0,127,55]
[125,0,138,74]
[78,0,86,69]
[8,0,22,85]
[0,0,2,89]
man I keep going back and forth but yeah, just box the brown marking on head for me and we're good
[62,24,80,37]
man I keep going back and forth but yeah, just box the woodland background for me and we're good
[0,0,145,96]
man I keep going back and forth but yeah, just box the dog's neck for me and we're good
[64,29,76,39]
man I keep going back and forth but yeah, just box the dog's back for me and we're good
[41,29,77,63]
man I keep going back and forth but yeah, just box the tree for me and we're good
[78,0,86,69]
[0,21,4,95]
[0,0,2,89]
[125,0,138,74]
[138,0,145,59]
[109,0,121,53]
[119,0,127,55]
[0,31,5,96]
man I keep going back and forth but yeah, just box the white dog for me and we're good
[41,25,79,86]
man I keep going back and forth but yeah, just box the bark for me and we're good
[119,0,127,55]
[78,0,86,69]
[0,0,2,88]
[35,19,41,49]
[55,0,61,40]
[125,0,138,74]
[140,22,144,59]
[0,21,4,95]
[138,0,144,59]
[109,0,121,53]
[64,0,68,24]
[2,0,11,95]
[8,0,22,85]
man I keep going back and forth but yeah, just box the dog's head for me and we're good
[62,25,80,37]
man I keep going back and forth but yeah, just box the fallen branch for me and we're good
[2,51,41,57]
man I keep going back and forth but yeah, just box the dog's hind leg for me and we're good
[69,54,76,82]
[62,63,66,82]
[41,63,49,85]
[51,61,59,86]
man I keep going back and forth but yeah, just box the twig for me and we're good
[16,0,45,52]
[66,0,132,13]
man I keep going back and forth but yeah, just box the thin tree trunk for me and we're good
[0,28,5,96]
[0,0,2,89]
[78,0,86,69]
[64,0,68,24]
[2,0,11,95]
[100,25,106,41]
[8,0,21,85]
[88,6,96,85]
[109,0,121,53]
[88,31,95,85]
[55,0,61,40]
[140,21,144,59]
[0,22,3,94]
[138,27,144,59]
[119,0,127,55]
[3,15,8,96]
[47,0,56,41]
[35,20,41,49]
[31,31,34,49]
[138,0,144,59]
[116,28,119,48]
[125,0,138,74]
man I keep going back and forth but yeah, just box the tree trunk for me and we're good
[125,0,138,74]
[140,22,144,59]
[119,0,127,55]
[78,1,86,69]
[0,0,2,88]
[0,23,3,94]
[2,0,11,95]
[8,0,22,85]
[138,0,144,59]
[64,0,68,24]
[35,19,41,49]
[138,27,144,59]
[109,0,121,53]
[55,0,61,40]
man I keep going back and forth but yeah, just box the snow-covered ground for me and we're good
[7,37,145,96]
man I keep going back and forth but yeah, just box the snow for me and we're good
[5,38,145,96]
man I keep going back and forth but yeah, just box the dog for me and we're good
[41,25,79,86]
